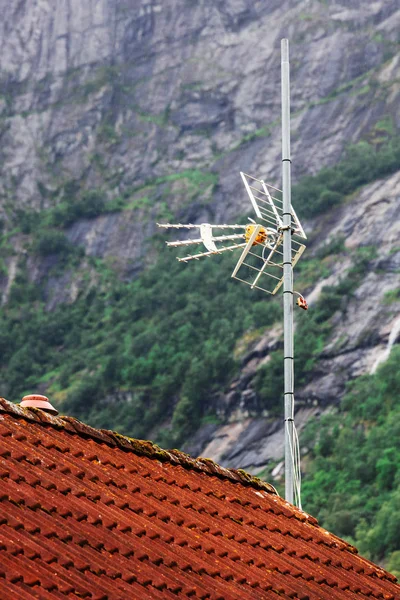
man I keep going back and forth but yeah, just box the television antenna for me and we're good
[157,40,305,508]
[157,172,306,296]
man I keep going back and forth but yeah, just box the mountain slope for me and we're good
[0,0,399,573]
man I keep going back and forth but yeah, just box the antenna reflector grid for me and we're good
[231,230,306,295]
[240,171,307,240]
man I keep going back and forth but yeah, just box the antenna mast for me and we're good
[281,39,295,505]
[158,39,306,508]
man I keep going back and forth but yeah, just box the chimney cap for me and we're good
[21,395,59,416]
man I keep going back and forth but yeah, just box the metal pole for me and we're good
[281,39,294,505]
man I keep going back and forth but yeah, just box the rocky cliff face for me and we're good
[1,0,399,220]
[185,169,400,476]
[0,0,399,478]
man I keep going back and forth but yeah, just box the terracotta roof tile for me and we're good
[0,397,399,599]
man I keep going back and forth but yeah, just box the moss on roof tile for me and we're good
[0,397,277,497]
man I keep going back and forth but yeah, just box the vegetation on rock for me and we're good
[293,135,400,218]
[302,347,400,576]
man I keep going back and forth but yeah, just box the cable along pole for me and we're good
[281,39,296,506]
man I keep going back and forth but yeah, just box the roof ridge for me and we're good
[0,397,278,493]
[0,397,329,530]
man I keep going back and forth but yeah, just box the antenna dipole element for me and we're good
[281,39,295,506]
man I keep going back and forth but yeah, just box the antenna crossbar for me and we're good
[251,194,280,214]
[178,243,246,262]
[242,171,283,194]
[261,181,282,226]
[242,262,282,280]
[232,275,274,294]
[258,205,282,220]
[157,223,246,230]
[167,233,244,247]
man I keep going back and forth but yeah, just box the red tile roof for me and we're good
[0,397,398,600]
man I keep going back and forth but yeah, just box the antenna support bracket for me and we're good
[278,225,296,234]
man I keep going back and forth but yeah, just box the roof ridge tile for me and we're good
[0,397,279,497]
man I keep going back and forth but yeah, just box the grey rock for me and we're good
[183,422,221,458]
